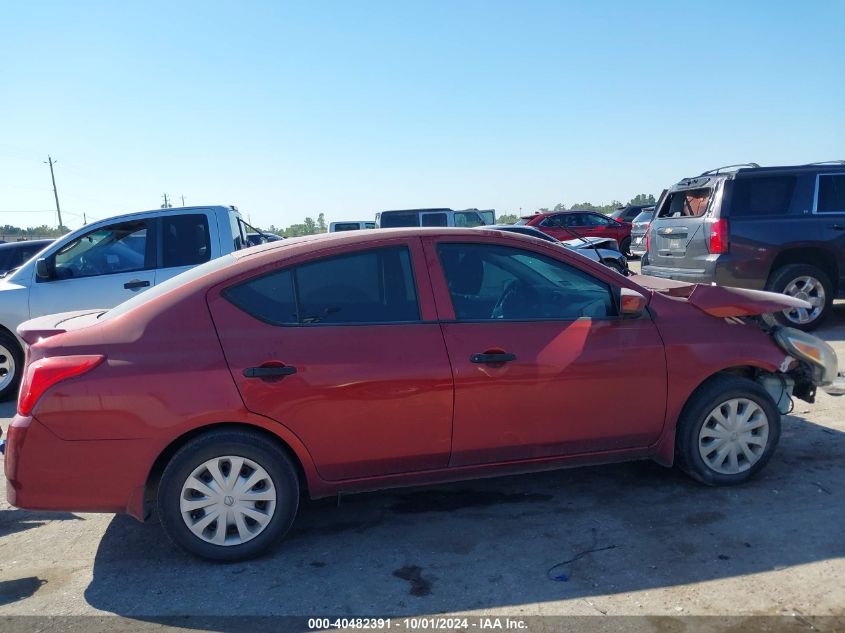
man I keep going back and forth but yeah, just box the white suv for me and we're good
[0,205,249,399]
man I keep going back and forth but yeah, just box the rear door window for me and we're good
[657,188,713,218]
[730,176,796,217]
[162,214,211,267]
[225,246,420,325]
[816,174,845,213]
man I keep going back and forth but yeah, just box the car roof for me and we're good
[520,209,601,219]
[233,227,522,260]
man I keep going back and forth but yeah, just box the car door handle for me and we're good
[832,224,845,231]
[471,352,516,364]
[123,279,150,290]
[243,366,297,378]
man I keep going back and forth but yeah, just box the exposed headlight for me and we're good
[774,327,839,385]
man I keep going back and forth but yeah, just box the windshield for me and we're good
[632,210,654,224]
[515,218,530,225]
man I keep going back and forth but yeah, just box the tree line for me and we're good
[3,194,657,241]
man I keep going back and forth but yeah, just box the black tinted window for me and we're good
[163,214,211,267]
[422,213,448,227]
[226,246,419,325]
[297,247,418,323]
[817,174,845,213]
[225,269,297,325]
[379,212,420,228]
[731,176,796,217]
[438,243,614,321]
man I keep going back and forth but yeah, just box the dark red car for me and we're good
[3,228,841,561]
[518,210,634,255]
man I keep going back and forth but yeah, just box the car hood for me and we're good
[631,275,811,318]
[561,236,620,251]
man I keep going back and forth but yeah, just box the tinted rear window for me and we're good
[379,212,420,228]
[817,174,845,213]
[226,246,420,325]
[730,176,796,217]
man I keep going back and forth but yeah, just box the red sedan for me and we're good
[518,210,633,255]
[3,228,841,561]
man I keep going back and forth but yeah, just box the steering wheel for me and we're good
[491,280,543,319]
[76,254,100,277]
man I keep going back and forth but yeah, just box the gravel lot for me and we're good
[1,266,844,629]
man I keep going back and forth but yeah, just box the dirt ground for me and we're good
[1,270,843,630]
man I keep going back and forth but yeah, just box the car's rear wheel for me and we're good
[0,330,23,402]
[619,237,632,257]
[158,429,300,561]
[675,375,781,486]
[764,264,833,331]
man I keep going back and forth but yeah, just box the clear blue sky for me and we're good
[2,0,843,230]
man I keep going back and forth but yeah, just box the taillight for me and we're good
[645,228,651,253]
[709,218,729,254]
[18,355,105,416]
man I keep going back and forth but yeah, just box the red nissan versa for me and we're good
[3,229,842,561]
[517,210,633,255]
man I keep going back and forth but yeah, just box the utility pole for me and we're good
[161,193,172,209]
[45,155,63,228]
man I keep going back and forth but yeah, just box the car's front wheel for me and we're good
[619,236,632,257]
[675,375,781,485]
[158,429,300,561]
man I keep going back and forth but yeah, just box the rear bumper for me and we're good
[5,415,152,520]
[641,264,715,284]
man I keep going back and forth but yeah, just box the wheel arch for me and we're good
[767,247,838,288]
[140,421,312,520]
[653,363,778,467]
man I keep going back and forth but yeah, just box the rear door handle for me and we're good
[471,352,516,364]
[243,366,297,378]
[124,279,150,290]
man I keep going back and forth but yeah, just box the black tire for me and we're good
[763,263,833,331]
[619,237,632,257]
[0,330,24,402]
[157,429,300,562]
[675,375,781,486]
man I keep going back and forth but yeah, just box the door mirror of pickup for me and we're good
[35,257,53,281]
[620,287,647,317]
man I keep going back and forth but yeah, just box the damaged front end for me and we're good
[634,274,844,403]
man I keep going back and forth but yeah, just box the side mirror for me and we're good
[35,257,52,281]
[620,287,647,317]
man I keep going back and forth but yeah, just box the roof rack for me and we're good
[700,163,760,176]
[803,160,845,166]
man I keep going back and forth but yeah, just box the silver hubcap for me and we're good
[782,276,825,324]
[699,398,769,475]
[0,343,15,392]
[180,455,277,546]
